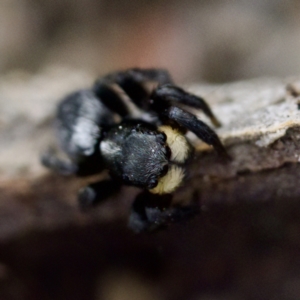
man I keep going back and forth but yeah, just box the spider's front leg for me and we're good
[167,106,228,157]
[102,68,174,87]
[128,191,199,233]
[78,179,122,210]
[152,85,221,127]
[42,150,119,210]
[150,88,229,158]
[41,149,106,177]
[94,68,174,110]
[41,149,79,175]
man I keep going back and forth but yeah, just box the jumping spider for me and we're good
[42,68,227,232]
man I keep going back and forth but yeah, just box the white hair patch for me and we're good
[71,117,100,155]
[150,165,185,194]
[100,141,121,156]
[159,126,191,163]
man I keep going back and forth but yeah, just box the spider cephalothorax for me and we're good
[100,120,193,195]
[42,68,228,232]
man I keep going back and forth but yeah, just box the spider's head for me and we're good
[100,122,191,194]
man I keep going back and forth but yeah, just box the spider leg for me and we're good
[95,68,174,110]
[41,148,105,176]
[166,106,228,158]
[93,81,130,117]
[128,191,199,233]
[103,68,174,86]
[149,92,228,157]
[153,85,221,127]
[78,179,122,210]
[41,148,78,175]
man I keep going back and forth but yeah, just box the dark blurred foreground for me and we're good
[0,161,300,300]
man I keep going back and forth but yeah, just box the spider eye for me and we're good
[148,178,158,189]
[160,164,169,177]
[165,145,171,159]
[156,132,167,143]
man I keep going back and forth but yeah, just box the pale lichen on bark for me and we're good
[187,77,300,177]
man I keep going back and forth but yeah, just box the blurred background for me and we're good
[1,1,300,300]
[1,0,300,83]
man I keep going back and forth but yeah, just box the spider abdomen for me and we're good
[56,89,114,161]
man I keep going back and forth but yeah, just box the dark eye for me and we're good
[148,178,158,189]
[122,174,130,182]
[165,145,171,159]
[156,132,167,143]
[160,164,169,177]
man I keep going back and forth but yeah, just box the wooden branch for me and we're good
[1,67,300,299]
[1,68,300,239]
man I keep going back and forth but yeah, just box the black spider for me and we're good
[42,68,227,232]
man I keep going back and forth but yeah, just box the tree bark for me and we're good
[1,68,300,299]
